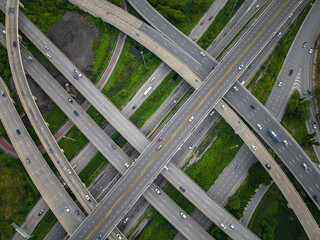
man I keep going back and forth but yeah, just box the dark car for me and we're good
[289,69,293,76]
[74,209,79,215]
[38,209,44,216]
[265,164,271,170]
[132,104,137,109]
[313,195,319,202]
[13,41,17,47]
[209,16,213,20]
[16,129,21,135]
[250,105,255,110]
[179,186,186,192]
[308,89,312,95]
[74,111,79,116]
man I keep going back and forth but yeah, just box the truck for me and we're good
[268,129,281,143]
[143,85,153,96]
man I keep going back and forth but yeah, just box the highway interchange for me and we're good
[2,0,320,239]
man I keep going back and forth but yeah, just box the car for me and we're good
[265,163,271,170]
[302,163,308,170]
[116,234,122,240]
[86,195,91,202]
[193,35,198,41]
[276,32,281,37]
[150,77,155,83]
[233,86,238,91]
[313,122,317,129]
[78,73,82,78]
[157,145,162,150]
[74,110,79,116]
[180,212,187,218]
[26,158,31,164]
[67,169,72,174]
[74,69,79,75]
[238,64,244,70]
[164,165,169,170]
[16,129,21,135]
[179,186,186,192]
[189,144,194,150]
[248,64,253,69]
[13,41,17,47]
[2,30,5,34]
[200,20,205,25]
[313,195,319,202]
[250,105,255,110]
[45,45,50,50]
[302,42,307,48]
[45,52,51,59]
[111,144,117,150]
[189,116,194,122]
[309,48,313,54]
[230,224,236,230]
[221,105,226,110]
[28,56,34,61]
[200,51,206,57]
[257,123,262,130]
[235,165,240,172]
[255,4,260,9]
[251,145,257,151]
[65,207,70,212]
[132,104,137,109]
[308,89,312,95]
[68,98,73,103]
[125,163,130,168]
[220,223,226,229]
[38,209,44,216]
[96,234,103,240]
[209,16,213,20]
[209,110,215,116]
[283,140,288,146]
[74,209,79,215]
[136,32,141,36]
[123,217,129,224]
[158,137,163,142]
[155,188,161,194]
[73,74,79,80]
[277,81,282,87]
[1,90,5,97]
[289,69,293,76]
[72,164,77,169]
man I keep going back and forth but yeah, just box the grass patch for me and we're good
[102,38,161,107]
[248,183,308,240]
[128,207,153,239]
[30,210,57,240]
[130,71,181,129]
[198,0,245,50]
[0,150,40,239]
[249,3,313,104]
[138,120,243,239]
[78,152,108,186]
[43,106,68,134]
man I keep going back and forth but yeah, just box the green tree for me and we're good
[227,194,241,210]
[248,162,272,186]
[284,91,311,121]
[301,132,320,147]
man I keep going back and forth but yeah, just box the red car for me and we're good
[200,20,205,25]
[13,41,16,47]
[158,137,163,142]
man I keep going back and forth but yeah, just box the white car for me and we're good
[220,223,226,229]
[313,122,317,129]
[180,212,186,219]
[200,51,206,57]
[257,123,262,130]
[276,32,281,37]
[85,195,91,202]
[309,48,313,54]
[233,86,238,91]
[221,105,226,110]
[251,145,257,151]
[123,217,129,224]
[209,110,215,116]
[283,140,288,146]
[164,165,169,171]
[124,163,130,168]
[65,207,70,212]
[230,224,236,230]
[238,64,244,70]
[189,116,194,122]
[67,169,72,175]
[277,81,282,87]
[189,144,194,150]
[45,45,50,50]
[150,77,155,83]
[155,188,161,194]
[116,233,122,240]
[45,52,51,59]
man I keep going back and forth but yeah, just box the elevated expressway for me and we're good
[68,0,312,239]
[216,99,320,240]
[0,26,214,240]
[0,69,83,237]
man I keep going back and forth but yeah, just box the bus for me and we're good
[268,129,281,143]
[143,86,153,96]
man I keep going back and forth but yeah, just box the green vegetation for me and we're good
[0,47,11,83]
[138,120,243,239]
[130,72,181,129]
[226,162,272,219]
[102,38,161,107]
[0,150,40,239]
[248,183,308,240]
[282,91,318,161]
[21,0,77,33]
[30,210,57,240]
[314,34,320,110]
[148,0,215,34]
[43,106,68,134]
[198,0,245,50]
[78,152,108,186]
[249,3,313,104]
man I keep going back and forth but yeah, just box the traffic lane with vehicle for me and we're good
[224,81,320,208]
